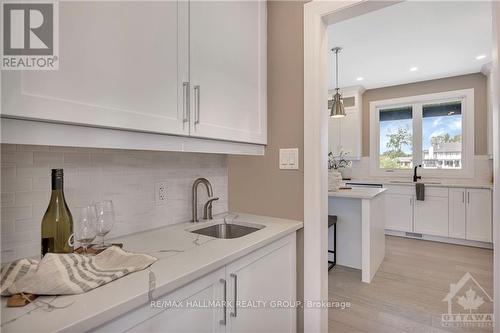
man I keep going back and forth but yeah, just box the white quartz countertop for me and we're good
[328,187,387,199]
[345,178,493,189]
[0,213,303,333]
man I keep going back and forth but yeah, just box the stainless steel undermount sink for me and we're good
[190,222,264,239]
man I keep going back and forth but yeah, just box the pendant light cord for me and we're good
[335,49,339,91]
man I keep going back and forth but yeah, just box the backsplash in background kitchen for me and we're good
[0,144,228,263]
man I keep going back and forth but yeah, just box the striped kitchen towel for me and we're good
[1,246,157,296]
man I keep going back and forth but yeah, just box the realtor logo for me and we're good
[1,0,58,69]
[442,272,493,328]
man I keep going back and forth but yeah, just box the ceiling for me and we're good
[327,1,492,90]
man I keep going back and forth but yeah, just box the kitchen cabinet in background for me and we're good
[383,186,413,232]
[383,184,492,246]
[328,86,364,160]
[448,188,466,239]
[465,189,492,242]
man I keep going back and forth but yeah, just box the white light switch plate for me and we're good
[279,148,299,170]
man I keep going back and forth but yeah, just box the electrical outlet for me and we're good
[155,182,168,205]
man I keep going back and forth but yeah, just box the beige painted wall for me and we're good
[228,1,304,222]
[362,73,488,156]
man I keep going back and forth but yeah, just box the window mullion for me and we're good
[413,103,423,166]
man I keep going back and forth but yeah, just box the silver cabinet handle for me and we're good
[467,192,470,204]
[462,191,465,203]
[194,85,200,125]
[219,278,227,325]
[230,273,237,318]
[409,197,412,205]
[182,82,189,125]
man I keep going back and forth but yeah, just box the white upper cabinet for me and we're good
[1,1,267,147]
[2,1,189,136]
[328,86,363,159]
[189,1,267,144]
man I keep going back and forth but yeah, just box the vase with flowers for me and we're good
[328,150,353,191]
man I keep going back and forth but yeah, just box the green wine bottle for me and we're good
[41,169,74,256]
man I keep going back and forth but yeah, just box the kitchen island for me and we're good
[1,213,302,333]
[328,187,386,283]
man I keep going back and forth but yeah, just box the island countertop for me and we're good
[0,213,303,333]
[345,178,493,189]
[328,187,387,199]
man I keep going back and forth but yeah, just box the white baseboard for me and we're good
[385,229,493,249]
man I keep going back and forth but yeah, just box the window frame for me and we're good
[369,88,475,178]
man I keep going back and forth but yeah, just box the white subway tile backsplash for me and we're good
[1,193,15,207]
[1,151,34,165]
[0,144,228,263]
[34,152,64,165]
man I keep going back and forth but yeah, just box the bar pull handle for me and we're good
[194,85,200,125]
[467,192,470,204]
[230,273,237,318]
[182,82,189,125]
[462,191,465,203]
[219,278,227,325]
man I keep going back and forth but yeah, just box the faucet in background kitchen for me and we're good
[191,178,219,222]
[413,165,422,182]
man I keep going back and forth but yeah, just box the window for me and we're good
[370,89,474,178]
[379,106,413,169]
[422,101,462,169]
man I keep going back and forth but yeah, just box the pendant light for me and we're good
[330,47,346,118]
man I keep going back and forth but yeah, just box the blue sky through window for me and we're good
[422,114,462,150]
[380,114,462,154]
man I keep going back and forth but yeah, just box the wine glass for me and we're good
[74,206,97,255]
[93,200,115,250]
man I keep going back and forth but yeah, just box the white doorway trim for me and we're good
[491,1,499,329]
[303,1,500,332]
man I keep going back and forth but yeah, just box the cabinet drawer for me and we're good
[422,187,448,198]
[384,185,413,195]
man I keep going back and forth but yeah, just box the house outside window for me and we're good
[370,89,475,178]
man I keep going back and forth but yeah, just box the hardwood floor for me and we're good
[328,236,494,333]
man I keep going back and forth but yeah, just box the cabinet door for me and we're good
[466,189,492,242]
[449,188,466,239]
[384,194,413,232]
[189,1,267,144]
[226,234,296,333]
[93,268,226,333]
[328,117,341,155]
[414,196,449,237]
[2,1,189,136]
[338,110,361,160]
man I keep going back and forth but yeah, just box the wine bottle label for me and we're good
[41,237,55,257]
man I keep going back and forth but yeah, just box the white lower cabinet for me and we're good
[448,188,466,239]
[384,193,413,232]
[414,196,449,237]
[226,236,296,333]
[92,233,296,333]
[384,185,492,244]
[465,189,493,242]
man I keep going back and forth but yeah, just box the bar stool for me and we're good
[328,215,337,271]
